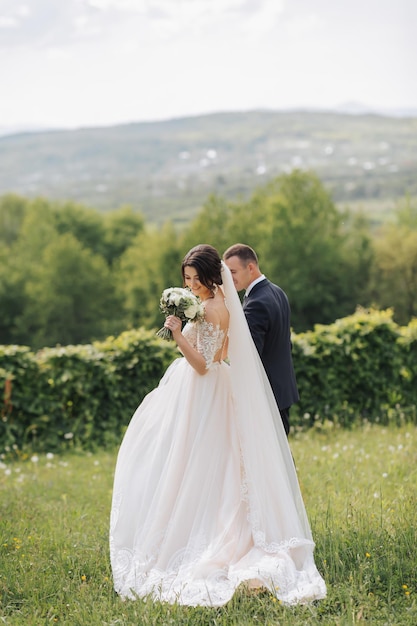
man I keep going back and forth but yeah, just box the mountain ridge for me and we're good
[2,103,417,137]
[1,109,416,225]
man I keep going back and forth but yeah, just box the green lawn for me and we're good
[1,423,416,625]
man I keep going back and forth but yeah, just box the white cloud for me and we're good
[284,13,323,38]
[238,0,286,41]
[73,13,101,37]
[0,16,18,28]
[85,0,147,12]
[17,4,31,17]
[0,2,30,31]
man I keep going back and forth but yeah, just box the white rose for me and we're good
[184,303,198,319]
[170,292,182,306]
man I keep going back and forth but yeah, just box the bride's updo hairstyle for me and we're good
[181,244,223,294]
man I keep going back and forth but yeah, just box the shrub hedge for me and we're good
[0,329,177,453]
[1,309,416,453]
[291,308,417,428]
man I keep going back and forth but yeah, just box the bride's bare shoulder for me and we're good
[204,294,229,326]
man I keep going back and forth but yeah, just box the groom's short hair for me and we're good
[223,243,259,266]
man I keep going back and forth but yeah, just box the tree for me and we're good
[15,197,59,259]
[116,222,182,331]
[0,194,28,247]
[372,227,417,322]
[102,205,145,265]
[371,197,417,324]
[0,198,60,344]
[339,210,374,311]
[16,233,122,348]
[181,195,232,254]
[249,171,360,330]
[0,247,27,344]
[396,194,417,229]
[54,200,107,257]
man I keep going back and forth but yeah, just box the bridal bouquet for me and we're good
[156,287,204,341]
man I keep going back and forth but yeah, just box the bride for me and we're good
[109,244,326,607]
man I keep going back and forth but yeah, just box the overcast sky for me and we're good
[1,0,416,130]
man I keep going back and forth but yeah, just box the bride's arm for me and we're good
[222,335,229,361]
[165,314,215,376]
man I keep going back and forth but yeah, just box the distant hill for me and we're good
[0,109,416,226]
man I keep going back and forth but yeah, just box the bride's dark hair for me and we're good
[181,244,223,293]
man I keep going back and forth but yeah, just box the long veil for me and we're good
[220,261,313,548]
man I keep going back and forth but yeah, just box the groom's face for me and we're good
[225,256,252,292]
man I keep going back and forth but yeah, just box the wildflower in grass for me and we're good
[402,584,411,595]
[64,432,74,440]
[46,452,54,460]
[81,574,87,582]
[13,538,21,551]
[30,455,39,463]
[365,552,371,558]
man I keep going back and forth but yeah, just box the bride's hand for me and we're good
[165,315,182,339]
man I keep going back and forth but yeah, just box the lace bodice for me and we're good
[182,319,226,369]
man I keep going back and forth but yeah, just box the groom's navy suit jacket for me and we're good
[243,278,299,430]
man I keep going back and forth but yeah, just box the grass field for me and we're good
[1,423,416,625]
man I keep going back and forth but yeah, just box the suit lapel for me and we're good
[246,278,268,298]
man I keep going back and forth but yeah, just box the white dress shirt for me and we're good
[245,274,266,298]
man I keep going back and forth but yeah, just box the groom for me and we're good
[223,243,299,436]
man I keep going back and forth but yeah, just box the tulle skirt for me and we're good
[110,357,326,607]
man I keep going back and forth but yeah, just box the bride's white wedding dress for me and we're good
[109,263,326,607]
